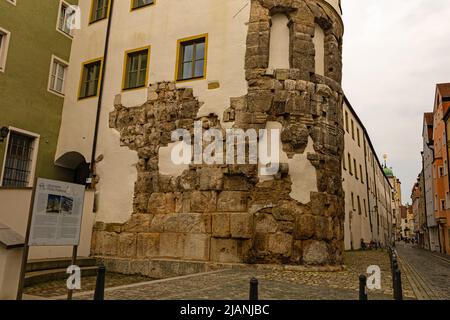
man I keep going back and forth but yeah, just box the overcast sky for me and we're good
[342,0,450,203]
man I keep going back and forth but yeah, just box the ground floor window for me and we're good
[1,130,38,188]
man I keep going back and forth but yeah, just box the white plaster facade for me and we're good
[422,114,440,251]
[343,98,394,249]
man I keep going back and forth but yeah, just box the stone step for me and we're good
[26,257,97,272]
[24,266,99,287]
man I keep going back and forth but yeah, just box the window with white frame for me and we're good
[0,27,11,72]
[1,130,39,188]
[58,1,75,36]
[48,56,68,95]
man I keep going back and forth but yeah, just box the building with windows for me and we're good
[55,0,346,273]
[342,98,394,250]
[422,112,440,251]
[384,165,403,241]
[0,0,78,188]
[411,174,428,249]
[433,84,450,254]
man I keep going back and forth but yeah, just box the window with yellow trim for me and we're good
[177,36,207,81]
[123,48,149,90]
[79,60,102,99]
[132,0,154,10]
[90,0,109,23]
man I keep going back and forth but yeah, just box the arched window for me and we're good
[268,13,290,70]
[313,24,325,76]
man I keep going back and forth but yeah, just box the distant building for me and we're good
[422,112,440,251]
[433,83,450,254]
[411,174,428,248]
[343,98,394,250]
[384,164,402,241]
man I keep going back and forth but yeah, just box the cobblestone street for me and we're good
[22,250,414,300]
[396,243,450,300]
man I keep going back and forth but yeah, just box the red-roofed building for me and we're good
[434,84,450,254]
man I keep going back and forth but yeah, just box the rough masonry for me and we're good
[91,0,345,274]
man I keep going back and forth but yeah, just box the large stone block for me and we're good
[212,213,230,238]
[198,167,224,191]
[118,233,137,258]
[247,91,273,113]
[294,215,315,240]
[178,213,211,233]
[159,233,185,258]
[183,234,211,261]
[268,232,293,256]
[217,191,248,212]
[137,233,160,259]
[255,213,278,233]
[210,238,248,263]
[123,214,153,233]
[101,232,119,256]
[303,240,329,265]
[148,193,175,214]
[189,191,217,213]
[230,213,254,239]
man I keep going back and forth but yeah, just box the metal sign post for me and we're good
[16,178,37,300]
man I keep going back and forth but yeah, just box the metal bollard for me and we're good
[394,268,403,301]
[249,277,259,301]
[392,258,398,292]
[94,263,106,301]
[359,274,368,300]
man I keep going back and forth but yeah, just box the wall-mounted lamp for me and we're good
[0,127,9,143]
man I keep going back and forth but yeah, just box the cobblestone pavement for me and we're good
[24,273,155,298]
[396,243,450,300]
[58,250,413,301]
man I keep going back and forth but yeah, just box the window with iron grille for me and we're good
[2,132,35,188]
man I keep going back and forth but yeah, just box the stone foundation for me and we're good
[98,257,345,280]
[92,0,345,267]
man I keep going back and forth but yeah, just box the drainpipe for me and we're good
[421,151,429,249]
[90,0,114,180]
[363,139,373,238]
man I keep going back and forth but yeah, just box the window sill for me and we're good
[122,85,146,92]
[78,95,99,101]
[56,28,74,40]
[89,17,108,25]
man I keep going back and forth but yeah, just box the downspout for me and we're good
[421,151,429,248]
[372,156,380,241]
[363,139,373,238]
[90,0,114,181]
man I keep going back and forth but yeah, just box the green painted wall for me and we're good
[0,0,78,185]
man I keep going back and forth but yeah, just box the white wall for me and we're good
[0,189,95,259]
[342,102,371,250]
[313,25,325,76]
[268,14,290,71]
[0,247,22,300]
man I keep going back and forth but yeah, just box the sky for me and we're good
[342,0,450,204]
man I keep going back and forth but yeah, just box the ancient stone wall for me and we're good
[92,0,345,268]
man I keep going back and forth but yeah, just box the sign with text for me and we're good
[28,178,85,246]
